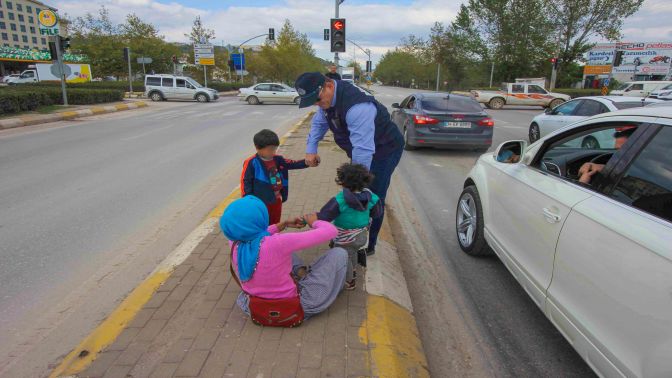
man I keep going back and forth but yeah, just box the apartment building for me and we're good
[0,0,55,51]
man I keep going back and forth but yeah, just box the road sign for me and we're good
[231,53,245,70]
[601,86,609,95]
[194,43,215,66]
[38,9,59,36]
[137,57,153,64]
[603,78,610,87]
[50,62,71,77]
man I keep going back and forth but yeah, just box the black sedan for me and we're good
[391,93,494,151]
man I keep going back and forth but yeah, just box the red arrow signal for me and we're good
[333,21,344,30]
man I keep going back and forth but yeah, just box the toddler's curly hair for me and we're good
[335,163,374,192]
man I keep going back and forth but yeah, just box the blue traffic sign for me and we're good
[231,53,245,70]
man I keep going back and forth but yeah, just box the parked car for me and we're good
[238,83,299,105]
[391,93,494,151]
[2,74,20,83]
[610,80,672,97]
[528,96,662,144]
[456,106,672,378]
[144,74,218,102]
[471,83,570,109]
[648,83,672,99]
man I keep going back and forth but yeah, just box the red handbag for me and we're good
[230,244,304,327]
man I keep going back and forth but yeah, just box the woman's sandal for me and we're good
[344,279,356,290]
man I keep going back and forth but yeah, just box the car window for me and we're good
[535,122,640,181]
[406,96,416,109]
[421,96,482,112]
[528,85,547,94]
[146,77,161,86]
[176,79,186,88]
[553,99,582,115]
[512,84,524,93]
[271,84,285,92]
[399,96,412,109]
[21,71,34,78]
[161,78,173,87]
[255,84,271,91]
[574,100,607,117]
[629,84,644,91]
[609,126,672,222]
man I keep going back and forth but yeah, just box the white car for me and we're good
[528,96,662,145]
[238,83,299,105]
[456,107,672,378]
[649,83,672,100]
[144,74,218,102]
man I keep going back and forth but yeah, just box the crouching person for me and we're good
[220,195,348,326]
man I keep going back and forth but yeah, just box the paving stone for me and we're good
[204,307,230,330]
[171,264,192,279]
[320,355,345,378]
[163,338,195,363]
[224,349,253,376]
[323,328,346,357]
[297,368,321,378]
[204,284,226,302]
[157,276,181,292]
[149,362,179,378]
[136,319,167,342]
[278,326,305,349]
[181,317,206,339]
[298,341,323,369]
[199,334,235,377]
[180,270,203,287]
[347,325,368,350]
[167,285,194,302]
[346,348,370,377]
[192,328,220,350]
[215,292,238,309]
[115,341,150,366]
[144,291,169,309]
[237,319,262,351]
[192,259,211,273]
[302,313,327,342]
[347,305,367,328]
[80,351,121,378]
[106,327,140,351]
[200,247,218,260]
[193,300,217,319]
[102,364,132,378]
[152,299,182,320]
[174,350,209,377]
[271,352,299,378]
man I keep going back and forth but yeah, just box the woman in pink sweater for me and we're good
[220,195,348,318]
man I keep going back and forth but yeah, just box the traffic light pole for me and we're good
[54,37,68,106]
[236,32,273,83]
[334,0,340,68]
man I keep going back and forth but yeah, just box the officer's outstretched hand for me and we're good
[306,153,321,167]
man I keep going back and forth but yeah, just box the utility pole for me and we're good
[436,63,440,91]
[489,61,494,88]
[204,66,208,87]
[51,36,68,105]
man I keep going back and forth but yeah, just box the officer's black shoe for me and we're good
[366,246,376,256]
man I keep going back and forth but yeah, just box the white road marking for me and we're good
[220,111,241,117]
[430,163,443,167]
[121,122,182,141]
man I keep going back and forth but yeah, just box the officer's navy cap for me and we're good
[295,72,326,108]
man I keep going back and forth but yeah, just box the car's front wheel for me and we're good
[529,122,540,143]
[456,186,492,256]
[150,92,163,102]
[196,93,209,103]
[293,97,301,105]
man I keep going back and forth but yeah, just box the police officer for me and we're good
[294,72,403,256]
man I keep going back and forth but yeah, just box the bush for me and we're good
[0,86,123,114]
[207,82,251,92]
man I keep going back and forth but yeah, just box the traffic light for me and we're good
[123,47,130,62]
[550,57,557,64]
[48,41,58,61]
[228,59,235,70]
[324,29,330,41]
[366,61,372,72]
[330,18,346,53]
[614,50,624,66]
[60,36,70,51]
[171,55,177,64]
[269,28,275,41]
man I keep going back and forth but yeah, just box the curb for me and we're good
[0,102,148,130]
[49,111,313,378]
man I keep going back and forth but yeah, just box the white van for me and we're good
[610,81,672,97]
[144,74,219,102]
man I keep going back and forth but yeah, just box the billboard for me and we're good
[614,42,672,76]
[587,50,614,65]
[36,63,92,83]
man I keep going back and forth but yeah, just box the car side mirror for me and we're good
[544,108,552,114]
[494,140,527,164]
[391,103,400,108]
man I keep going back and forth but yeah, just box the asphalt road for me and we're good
[0,95,308,377]
[372,85,595,377]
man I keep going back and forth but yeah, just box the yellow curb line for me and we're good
[61,111,79,119]
[49,110,313,377]
[363,295,430,377]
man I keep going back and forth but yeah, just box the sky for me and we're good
[52,0,672,67]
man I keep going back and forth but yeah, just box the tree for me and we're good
[545,0,644,77]
[246,20,322,83]
[374,49,432,88]
[185,16,215,44]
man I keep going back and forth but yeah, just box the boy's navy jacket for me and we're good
[240,154,308,205]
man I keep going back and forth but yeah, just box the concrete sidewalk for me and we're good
[52,115,428,378]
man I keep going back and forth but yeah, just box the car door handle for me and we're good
[542,208,561,223]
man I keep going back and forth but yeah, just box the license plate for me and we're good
[443,122,471,128]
